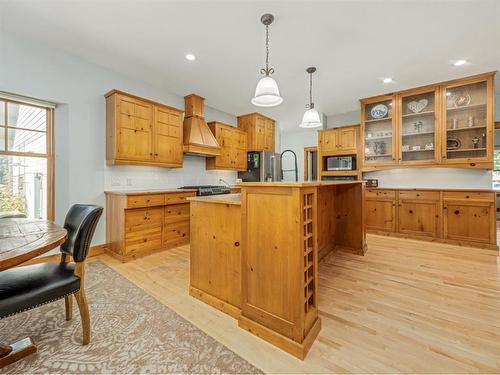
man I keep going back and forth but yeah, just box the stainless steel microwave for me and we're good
[326,156,356,171]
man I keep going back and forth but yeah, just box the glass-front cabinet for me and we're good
[442,76,494,164]
[362,95,397,167]
[360,72,495,171]
[398,87,439,165]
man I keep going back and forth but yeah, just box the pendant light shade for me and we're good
[252,14,282,107]
[251,76,283,107]
[300,108,322,128]
[299,67,322,129]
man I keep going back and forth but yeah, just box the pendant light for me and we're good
[299,67,322,128]
[251,13,283,107]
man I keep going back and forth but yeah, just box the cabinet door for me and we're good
[442,76,494,165]
[443,201,495,243]
[219,127,233,168]
[154,107,182,165]
[255,116,266,150]
[362,96,397,167]
[337,127,357,153]
[233,131,247,170]
[116,96,153,161]
[398,88,439,165]
[398,200,440,237]
[365,199,396,232]
[319,130,337,153]
[264,119,274,151]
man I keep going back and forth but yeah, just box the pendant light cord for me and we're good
[309,72,314,109]
[261,24,274,76]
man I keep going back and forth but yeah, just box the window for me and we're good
[0,97,54,219]
[493,149,500,188]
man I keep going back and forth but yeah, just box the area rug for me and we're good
[0,261,262,374]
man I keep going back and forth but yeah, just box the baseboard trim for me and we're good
[22,244,107,265]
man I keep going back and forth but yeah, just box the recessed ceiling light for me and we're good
[382,77,393,84]
[185,54,196,61]
[453,59,468,66]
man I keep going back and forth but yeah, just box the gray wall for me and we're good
[0,31,238,246]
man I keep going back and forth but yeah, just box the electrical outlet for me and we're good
[111,178,121,187]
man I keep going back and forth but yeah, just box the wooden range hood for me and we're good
[182,94,221,157]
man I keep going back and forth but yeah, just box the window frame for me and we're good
[0,97,54,220]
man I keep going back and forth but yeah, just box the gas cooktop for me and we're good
[179,185,230,196]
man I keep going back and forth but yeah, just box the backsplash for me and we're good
[104,155,237,191]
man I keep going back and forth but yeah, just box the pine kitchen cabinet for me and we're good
[318,125,358,155]
[365,188,497,249]
[105,90,184,168]
[237,112,275,152]
[188,181,366,360]
[360,72,495,171]
[105,189,196,262]
[206,121,247,171]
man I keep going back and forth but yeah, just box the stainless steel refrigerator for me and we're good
[237,151,281,182]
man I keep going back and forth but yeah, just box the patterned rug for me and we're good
[0,261,262,374]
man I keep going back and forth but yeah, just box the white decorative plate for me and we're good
[407,99,428,113]
[370,104,388,119]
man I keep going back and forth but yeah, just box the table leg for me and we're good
[0,338,37,368]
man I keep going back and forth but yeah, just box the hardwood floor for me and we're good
[96,234,500,373]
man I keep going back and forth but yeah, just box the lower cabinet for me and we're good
[397,191,441,238]
[443,192,496,245]
[365,189,497,249]
[106,190,196,262]
[365,189,396,232]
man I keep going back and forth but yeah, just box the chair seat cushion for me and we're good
[0,262,80,318]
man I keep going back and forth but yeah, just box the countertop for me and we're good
[366,187,500,193]
[104,188,197,196]
[238,181,364,188]
[188,193,241,205]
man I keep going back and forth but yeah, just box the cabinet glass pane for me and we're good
[445,81,487,160]
[401,91,435,162]
[364,99,393,164]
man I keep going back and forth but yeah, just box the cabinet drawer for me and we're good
[366,189,396,199]
[125,226,162,254]
[165,192,196,205]
[125,207,163,230]
[164,203,190,224]
[443,191,495,202]
[398,190,440,201]
[127,194,165,208]
[163,221,190,246]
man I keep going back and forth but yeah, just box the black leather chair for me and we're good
[0,204,103,345]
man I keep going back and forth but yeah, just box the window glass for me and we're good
[7,102,47,131]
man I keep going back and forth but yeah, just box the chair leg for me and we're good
[65,295,73,321]
[74,288,90,345]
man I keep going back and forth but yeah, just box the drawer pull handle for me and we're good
[234,241,240,247]
[454,210,460,215]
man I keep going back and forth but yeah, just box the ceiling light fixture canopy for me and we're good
[299,67,322,129]
[251,13,283,107]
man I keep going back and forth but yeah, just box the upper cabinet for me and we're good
[237,113,275,152]
[318,125,359,155]
[398,86,439,165]
[361,95,397,166]
[442,75,494,165]
[106,90,183,168]
[206,121,247,171]
[360,72,495,171]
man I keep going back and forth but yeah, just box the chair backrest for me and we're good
[60,204,103,262]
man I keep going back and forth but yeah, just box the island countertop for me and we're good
[238,181,364,187]
[188,193,241,205]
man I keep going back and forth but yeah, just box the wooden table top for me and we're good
[0,219,67,272]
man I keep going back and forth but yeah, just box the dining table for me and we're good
[0,218,67,368]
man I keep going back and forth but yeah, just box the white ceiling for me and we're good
[1,0,499,130]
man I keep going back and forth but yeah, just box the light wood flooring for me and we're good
[96,234,500,373]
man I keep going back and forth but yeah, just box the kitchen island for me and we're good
[188,181,366,359]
